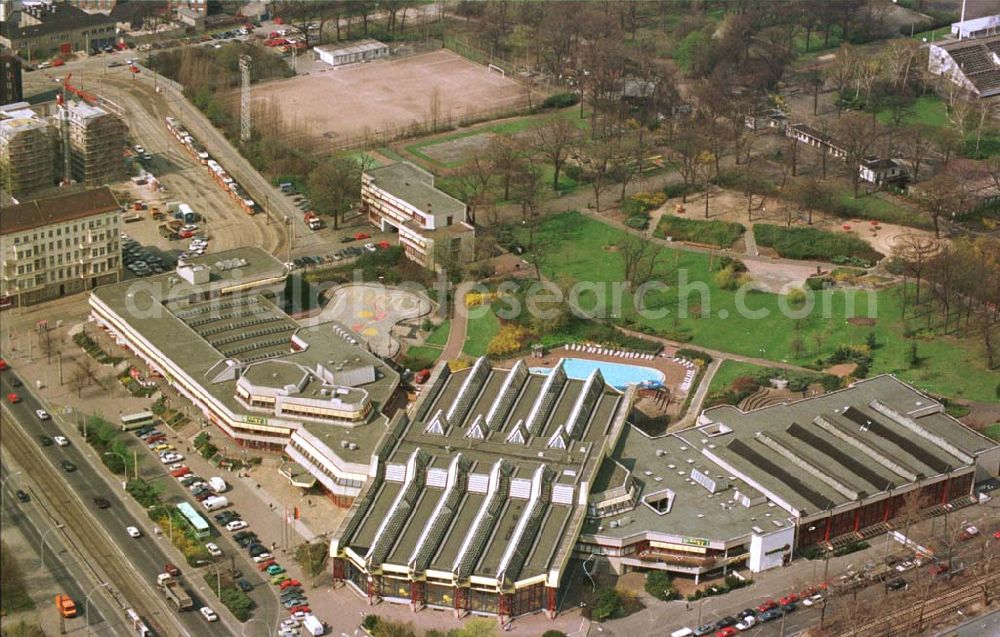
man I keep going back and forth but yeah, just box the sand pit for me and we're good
[253,50,525,142]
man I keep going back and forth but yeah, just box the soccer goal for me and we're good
[487,63,505,78]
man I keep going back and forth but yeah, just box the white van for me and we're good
[670,629,694,637]
[199,606,218,622]
[201,496,229,511]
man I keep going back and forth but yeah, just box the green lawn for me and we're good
[983,423,1000,442]
[512,211,998,401]
[404,107,587,169]
[874,94,1000,159]
[424,320,451,347]
[875,96,949,129]
[463,307,501,357]
[402,345,443,371]
[835,190,931,228]
[707,360,765,395]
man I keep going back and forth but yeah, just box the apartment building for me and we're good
[0,102,55,198]
[0,186,121,307]
[0,51,22,105]
[66,100,126,186]
[361,162,474,270]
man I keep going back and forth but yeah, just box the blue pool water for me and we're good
[531,357,665,390]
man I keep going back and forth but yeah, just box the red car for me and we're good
[414,369,431,384]
[779,594,799,606]
[170,466,190,478]
[258,559,278,571]
[757,600,778,613]
[6,392,20,403]
[353,232,370,240]
[164,563,180,577]
[279,579,301,590]
[288,605,310,615]
[994,531,1000,540]
[715,628,738,637]
[377,240,391,249]
[146,435,167,444]
[0,358,8,370]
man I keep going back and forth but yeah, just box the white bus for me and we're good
[120,411,155,431]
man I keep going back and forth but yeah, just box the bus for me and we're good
[120,411,155,431]
[176,502,210,539]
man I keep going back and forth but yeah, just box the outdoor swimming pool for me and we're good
[531,358,665,390]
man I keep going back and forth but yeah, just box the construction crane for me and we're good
[55,74,100,184]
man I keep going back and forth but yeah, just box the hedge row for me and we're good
[654,216,745,248]
[753,224,882,266]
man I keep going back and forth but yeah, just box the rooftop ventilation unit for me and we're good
[752,526,764,533]
[656,450,666,457]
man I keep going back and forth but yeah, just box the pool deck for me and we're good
[500,344,693,396]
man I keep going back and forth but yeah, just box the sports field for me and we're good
[253,50,525,142]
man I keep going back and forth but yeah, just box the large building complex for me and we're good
[361,162,474,270]
[65,99,127,186]
[330,360,998,620]
[1,186,122,307]
[0,101,54,197]
[88,247,403,503]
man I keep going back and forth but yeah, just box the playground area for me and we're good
[302,284,433,358]
[252,49,526,143]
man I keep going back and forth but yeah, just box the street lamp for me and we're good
[147,504,173,543]
[242,617,271,637]
[40,523,66,567]
[103,451,132,482]
[85,582,111,636]
[197,559,222,599]
[1,470,23,511]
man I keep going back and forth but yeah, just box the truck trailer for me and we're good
[156,573,193,611]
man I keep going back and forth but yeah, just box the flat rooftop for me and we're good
[365,162,465,219]
[91,247,399,453]
[586,375,995,545]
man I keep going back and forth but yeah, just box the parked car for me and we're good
[266,564,286,576]
[758,609,782,623]
[6,392,20,402]
[801,594,823,607]
[257,559,278,571]
[756,600,778,613]
[205,543,223,557]
[252,553,273,563]
[272,573,289,585]
[895,560,915,572]
[692,626,715,637]
[227,520,249,531]
[886,578,908,591]
[164,563,181,576]
[959,525,979,541]
[279,579,302,590]
[714,628,738,637]
[734,615,756,630]
[236,578,253,592]
[714,617,739,629]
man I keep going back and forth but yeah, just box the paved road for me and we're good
[1,461,128,637]
[0,368,231,637]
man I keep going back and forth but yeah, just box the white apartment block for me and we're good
[361,161,474,270]
[1,186,121,307]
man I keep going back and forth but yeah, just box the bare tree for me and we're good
[832,112,879,197]
[487,135,526,201]
[531,117,581,191]
[915,172,961,239]
[451,152,494,225]
[668,128,707,203]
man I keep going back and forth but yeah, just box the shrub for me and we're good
[590,588,625,621]
[622,191,668,216]
[542,92,580,108]
[663,182,700,199]
[362,615,379,631]
[644,571,678,601]
[787,287,807,308]
[753,224,882,265]
[676,348,712,364]
[654,216,745,248]
[485,324,534,358]
[625,214,650,230]
[714,265,751,291]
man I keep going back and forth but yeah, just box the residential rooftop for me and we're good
[0,186,120,235]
